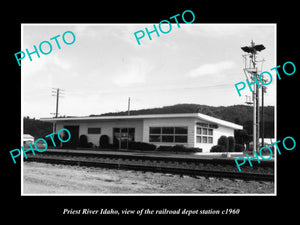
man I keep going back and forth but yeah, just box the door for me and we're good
[113,128,135,149]
[63,125,79,148]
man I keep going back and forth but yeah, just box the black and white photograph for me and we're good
[21,23,276,195]
[4,4,298,221]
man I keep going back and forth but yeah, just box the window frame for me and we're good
[149,126,188,143]
[87,127,101,134]
[196,124,214,144]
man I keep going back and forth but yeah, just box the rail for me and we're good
[24,149,274,181]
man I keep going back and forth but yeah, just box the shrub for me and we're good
[171,145,201,153]
[156,145,202,153]
[99,135,110,149]
[169,145,186,152]
[228,136,235,152]
[79,135,88,147]
[235,143,245,152]
[87,142,94,148]
[210,145,225,152]
[188,147,202,153]
[128,141,156,151]
[156,146,173,151]
[217,136,229,152]
[108,143,118,149]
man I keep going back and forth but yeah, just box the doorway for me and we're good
[113,128,135,149]
[63,125,79,148]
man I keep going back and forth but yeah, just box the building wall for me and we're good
[55,119,143,147]
[214,125,235,142]
[142,117,195,148]
[193,118,236,153]
[55,117,237,152]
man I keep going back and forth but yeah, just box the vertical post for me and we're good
[127,97,130,150]
[128,97,131,116]
[252,73,260,155]
[251,42,257,155]
[119,131,121,150]
[256,77,260,153]
[56,88,59,118]
[241,40,265,156]
[253,82,257,155]
[53,122,56,133]
[250,40,260,156]
[261,86,265,148]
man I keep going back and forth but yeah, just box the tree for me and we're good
[234,129,249,144]
[23,117,52,138]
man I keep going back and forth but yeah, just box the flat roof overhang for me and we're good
[40,113,243,130]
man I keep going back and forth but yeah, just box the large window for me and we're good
[196,124,213,144]
[149,126,188,143]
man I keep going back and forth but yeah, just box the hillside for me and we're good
[23,116,53,138]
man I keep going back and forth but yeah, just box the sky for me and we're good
[21,23,276,118]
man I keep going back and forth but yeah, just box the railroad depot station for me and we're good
[41,113,243,153]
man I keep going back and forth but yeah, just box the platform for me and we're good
[45,148,274,162]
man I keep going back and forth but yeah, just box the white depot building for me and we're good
[41,113,243,153]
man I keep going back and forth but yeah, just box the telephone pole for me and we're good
[51,88,64,132]
[55,88,59,118]
[51,88,64,117]
[127,97,131,116]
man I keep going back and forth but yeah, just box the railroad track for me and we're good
[24,150,274,181]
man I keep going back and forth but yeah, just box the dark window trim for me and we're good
[87,127,101,134]
[149,126,188,143]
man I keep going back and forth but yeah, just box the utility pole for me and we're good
[241,40,265,155]
[55,88,59,118]
[51,88,64,132]
[52,88,64,117]
[261,85,267,148]
[128,97,131,116]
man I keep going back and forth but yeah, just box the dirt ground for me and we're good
[23,162,274,194]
